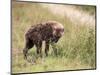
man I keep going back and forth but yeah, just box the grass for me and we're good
[12,1,96,74]
[75,5,96,15]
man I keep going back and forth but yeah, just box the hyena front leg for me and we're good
[36,41,42,58]
[51,42,58,56]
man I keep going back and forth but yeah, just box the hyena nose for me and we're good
[62,31,64,35]
[57,33,62,37]
[60,31,64,36]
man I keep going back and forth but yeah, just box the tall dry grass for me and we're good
[12,1,96,73]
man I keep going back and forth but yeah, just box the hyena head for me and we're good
[52,22,64,42]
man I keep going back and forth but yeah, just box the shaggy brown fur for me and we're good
[23,21,64,59]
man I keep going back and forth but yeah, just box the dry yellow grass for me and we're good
[12,1,96,74]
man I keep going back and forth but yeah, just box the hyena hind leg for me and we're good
[23,39,34,60]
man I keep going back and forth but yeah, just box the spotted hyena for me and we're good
[23,21,64,59]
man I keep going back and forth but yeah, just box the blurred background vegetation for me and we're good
[12,1,96,73]
[75,5,95,15]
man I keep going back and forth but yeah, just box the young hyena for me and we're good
[23,21,64,59]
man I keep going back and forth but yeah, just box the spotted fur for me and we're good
[23,21,64,59]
